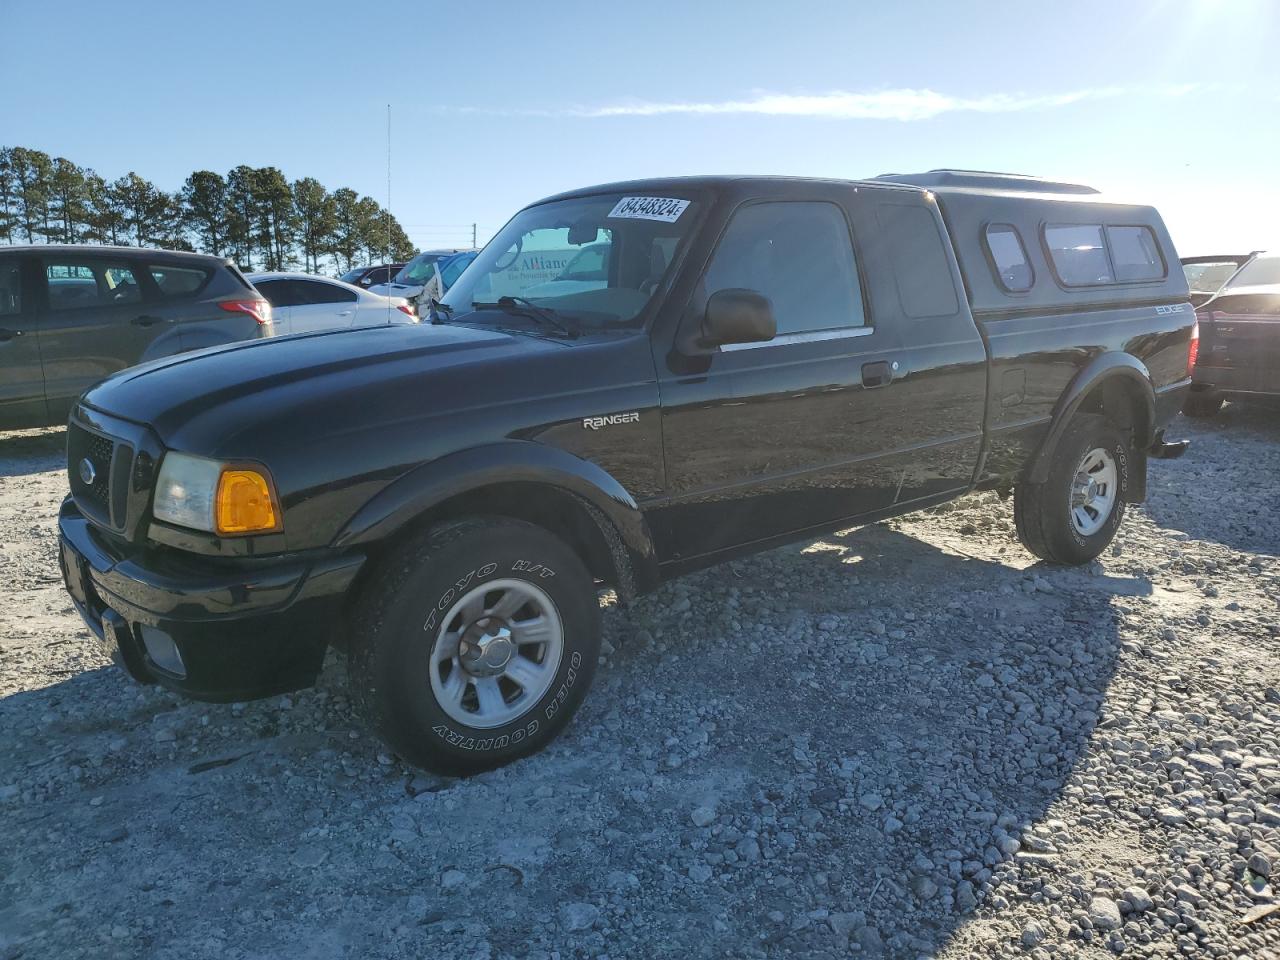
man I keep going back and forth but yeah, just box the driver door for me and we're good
[35,254,157,421]
[651,196,904,563]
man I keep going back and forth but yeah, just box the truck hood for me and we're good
[82,322,560,447]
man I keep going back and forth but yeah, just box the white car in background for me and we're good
[247,273,416,335]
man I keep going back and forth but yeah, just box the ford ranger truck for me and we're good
[58,171,1194,774]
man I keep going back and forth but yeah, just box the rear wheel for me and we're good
[1014,414,1129,565]
[1183,390,1224,418]
[348,517,601,774]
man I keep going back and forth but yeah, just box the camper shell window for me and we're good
[984,224,1034,292]
[1106,225,1166,281]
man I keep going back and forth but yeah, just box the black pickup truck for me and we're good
[58,170,1194,773]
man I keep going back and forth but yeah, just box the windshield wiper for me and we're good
[473,296,580,339]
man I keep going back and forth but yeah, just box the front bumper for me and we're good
[58,499,364,702]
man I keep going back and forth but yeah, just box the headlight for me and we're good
[153,453,281,536]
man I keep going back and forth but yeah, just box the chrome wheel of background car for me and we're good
[428,578,563,729]
[1069,447,1118,537]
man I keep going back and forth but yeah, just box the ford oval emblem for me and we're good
[79,458,97,486]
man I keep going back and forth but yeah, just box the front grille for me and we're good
[68,421,133,530]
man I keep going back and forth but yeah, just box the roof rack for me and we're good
[872,169,1100,196]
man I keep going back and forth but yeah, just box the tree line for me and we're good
[0,146,416,274]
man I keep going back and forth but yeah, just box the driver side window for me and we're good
[702,201,865,337]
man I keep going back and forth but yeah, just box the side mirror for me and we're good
[702,288,776,347]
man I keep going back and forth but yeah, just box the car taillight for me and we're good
[397,304,415,318]
[1187,320,1199,375]
[218,299,272,325]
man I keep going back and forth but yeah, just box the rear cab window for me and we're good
[703,200,866,339]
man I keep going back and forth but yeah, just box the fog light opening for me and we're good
[140,626,187,678]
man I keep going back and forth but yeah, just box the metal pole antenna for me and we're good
[386,103,392,323]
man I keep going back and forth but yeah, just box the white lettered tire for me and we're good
[348,517,601,774]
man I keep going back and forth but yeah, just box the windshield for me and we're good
[1184,261,1244,295]
[1225,254,1280,289]
[442,192,698,327]
[439,252,477,291]
[392,252,447,286]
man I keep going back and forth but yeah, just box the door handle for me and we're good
[337,310,353,317]
[131,315,163,327]
[0,328,21,342]
[861,360,893,388]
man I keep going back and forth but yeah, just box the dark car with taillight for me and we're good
[0,245,272,429]
[57,171,1194,775]
[1184,251,1280,417]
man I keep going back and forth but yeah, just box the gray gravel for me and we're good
[1,402,1278,959]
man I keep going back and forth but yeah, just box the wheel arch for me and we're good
[1027,352,1155,494]
[333,441,660,603]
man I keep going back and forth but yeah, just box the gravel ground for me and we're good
[1,404,1277,960]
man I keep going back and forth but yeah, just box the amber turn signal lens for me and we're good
[215,469,279,535]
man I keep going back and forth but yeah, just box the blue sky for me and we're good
[2,0,1277,256]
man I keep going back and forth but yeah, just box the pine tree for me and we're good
[10,147,52,243]
[180,171,229,256]
[0,148,15,244]
[46,158,89,244]
[0,146,422,268]
[107,173,172,246]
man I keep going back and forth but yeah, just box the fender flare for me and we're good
[1027,352,1156,486]
[332,440,660,595]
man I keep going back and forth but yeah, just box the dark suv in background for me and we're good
[338,263,406,289]
[0,246,271,429]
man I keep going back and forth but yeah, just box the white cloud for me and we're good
[447,84,1200,123]
[575,88,1120,121]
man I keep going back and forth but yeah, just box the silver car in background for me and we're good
[247,273,417,335]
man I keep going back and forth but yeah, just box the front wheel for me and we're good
[1014,414,1129,565]
[348,517,601,774]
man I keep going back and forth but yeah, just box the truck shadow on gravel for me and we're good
[0,427,66,478]
[595,523,1136,956]
[1,523,1145,959]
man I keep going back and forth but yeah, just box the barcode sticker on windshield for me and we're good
[607,197,690,222]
